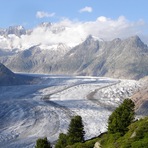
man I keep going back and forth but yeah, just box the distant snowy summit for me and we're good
[0,22,103,52]
[0,25,26,36]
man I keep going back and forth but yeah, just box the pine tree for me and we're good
[55,133,67,148]
[108,99,135,135]
[35,137,51,148]
[67,115,85,145]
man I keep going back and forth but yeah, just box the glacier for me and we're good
[0,74,141,148]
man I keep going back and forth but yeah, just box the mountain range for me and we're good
[0,24,148,79]
[0,24,147,148]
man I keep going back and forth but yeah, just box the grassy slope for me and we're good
[67,117,148,148]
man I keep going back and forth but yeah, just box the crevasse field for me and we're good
[0,74,141,148]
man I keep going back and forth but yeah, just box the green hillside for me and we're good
[67,117,148,148]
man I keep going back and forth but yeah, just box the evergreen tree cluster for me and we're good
[35,99,137,148]
[55,115,85,148]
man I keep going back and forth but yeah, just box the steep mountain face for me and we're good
[1,43,70,73]
[51,35,148,79]
[51,35,100,74]
[80,35,148,79]
[0,62,14,77]
[0,62,19,85]
[0,63,36,86]
[0,31,148,79]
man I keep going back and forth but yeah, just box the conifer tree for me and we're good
[67,115,85,145]
[108,99,135,135]
[55,133,67,148]
[35,137,51,148]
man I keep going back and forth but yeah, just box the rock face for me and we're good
[131,77,148,116]
[0,35,148,79]
[0,63,15,85]
[59,35,148,79]
[0,63,35,86]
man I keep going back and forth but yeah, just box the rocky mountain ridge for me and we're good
[0,35,148,79]
[0,25,26,37]
[0,23,148,79]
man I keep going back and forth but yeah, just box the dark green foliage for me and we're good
[66,142,92,148]
[67,115,85,145]
[99,117,148,148]
[55,115,85,147]
[108,99,135,135]
[131,138,148,148]
[134,121,148,140]
[55,133,67,148]
[66,138,98,148]
[35,137,51,148]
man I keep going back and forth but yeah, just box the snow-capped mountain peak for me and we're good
[38,22,52,28]
[92,35,104,42]
[7,25,26,36]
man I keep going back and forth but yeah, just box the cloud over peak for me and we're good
[0,16,146,51]
[36,11,55,18]
[79,6,93,13]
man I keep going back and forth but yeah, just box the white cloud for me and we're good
[36,11,55,18]
[79,6,92,13]
[22,16,146,48]
[1,16,147,51]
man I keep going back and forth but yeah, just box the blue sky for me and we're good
[0,0,148,48]
[0,0,147,28]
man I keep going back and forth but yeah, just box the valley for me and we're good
[0,1,148,147]
[0,74,141,148]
